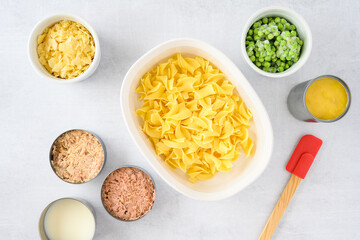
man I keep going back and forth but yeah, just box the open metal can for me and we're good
[287,75,351,122]
[49,129,106,184]
[39,198,96,240]
[101,165,156,222]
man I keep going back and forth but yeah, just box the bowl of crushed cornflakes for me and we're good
[28,14,101,83]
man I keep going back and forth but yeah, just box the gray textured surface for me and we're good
[0,0,359,239]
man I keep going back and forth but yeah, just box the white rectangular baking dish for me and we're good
[120,39,273,201]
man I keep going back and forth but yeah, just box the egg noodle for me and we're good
[136,54,254,182]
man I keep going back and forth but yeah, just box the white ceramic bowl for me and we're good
[241,6,312,78]
[120,39,273,201]
[28,14,101,83]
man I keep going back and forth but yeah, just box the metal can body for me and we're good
[287,75,351,122]
[49,129,107,184]
[101,165,156,222]
[40,198,96,240]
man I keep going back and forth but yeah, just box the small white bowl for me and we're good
[28,14,101,83]
[241,6,312,78]
[120,38,273,201]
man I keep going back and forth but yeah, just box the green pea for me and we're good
[247,17,304,73]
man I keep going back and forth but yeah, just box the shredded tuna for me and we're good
[102,167,155,221]
[51,130,104,183]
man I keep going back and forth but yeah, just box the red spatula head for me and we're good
[286,135,322,179]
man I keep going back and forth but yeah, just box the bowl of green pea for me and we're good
[241,6,312,78]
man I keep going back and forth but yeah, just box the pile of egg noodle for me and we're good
[136,54,254,182]
[37,20,95,79]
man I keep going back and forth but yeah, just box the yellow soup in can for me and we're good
[305,77,348,120]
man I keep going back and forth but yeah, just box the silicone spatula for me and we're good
[258,135,323,240]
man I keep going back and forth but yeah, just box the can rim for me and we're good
[42,197,96,240]
[49,129,107,184]
[100,165,156,222]
[302,75,351,123]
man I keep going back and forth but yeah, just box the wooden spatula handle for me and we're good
[258,174,302,240]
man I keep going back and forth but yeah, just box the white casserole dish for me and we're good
[120,39,273,201]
